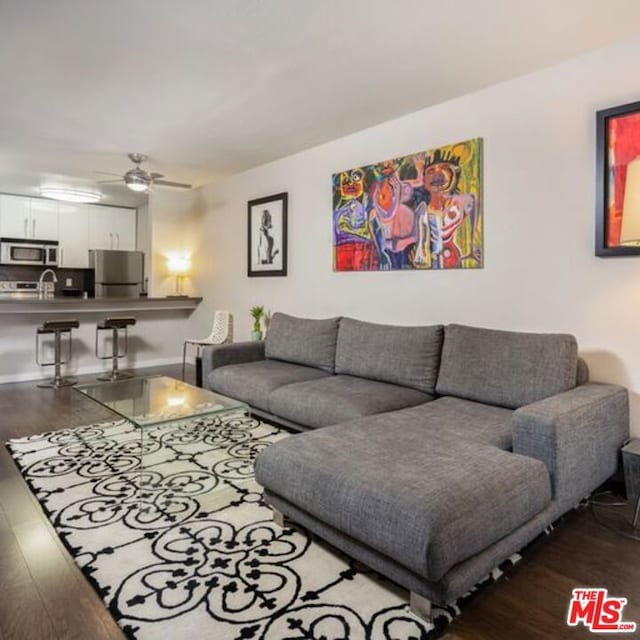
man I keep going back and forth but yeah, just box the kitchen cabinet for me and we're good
[0,195,59,240]
[111,207,136,250]
[0,195,137,261]
[89,205,136,251]
[29,199,59,240]
[58,203,90,268]
[88,205,112,250]
[1,195,32,239]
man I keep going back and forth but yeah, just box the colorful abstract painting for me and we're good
[605,112,640,248]
[332,138,483,271]
[596,100,640,256]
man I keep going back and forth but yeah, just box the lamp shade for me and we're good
[620,157,640,245]
[166,255,190,275]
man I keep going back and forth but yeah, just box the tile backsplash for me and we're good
[0,266,95,296]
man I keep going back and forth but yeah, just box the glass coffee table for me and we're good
[75,376,252,517]
[75,375,249,427]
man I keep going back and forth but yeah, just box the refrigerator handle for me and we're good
[109,233,113,249]
[116,232,120,248]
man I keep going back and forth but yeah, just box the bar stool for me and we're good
[36,319,80,388]
[96,317,136,381]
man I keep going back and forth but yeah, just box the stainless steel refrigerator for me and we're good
[89,250,144,298]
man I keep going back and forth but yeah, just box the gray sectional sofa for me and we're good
[203,313,629,621]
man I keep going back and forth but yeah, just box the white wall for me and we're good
[148,190,201,297]
[136,199,151,292]
[189,37,640,436]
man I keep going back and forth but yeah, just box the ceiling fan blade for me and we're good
[97,178,125,184]
[150,172,165,179]
[153,179,193,189]
[94,170,123,177]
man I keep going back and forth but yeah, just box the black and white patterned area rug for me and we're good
[7,414,517,640]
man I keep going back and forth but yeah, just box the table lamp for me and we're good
[166,254,190,298]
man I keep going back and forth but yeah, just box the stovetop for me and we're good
[0,280,54,297]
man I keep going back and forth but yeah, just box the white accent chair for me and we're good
[182,311,233,382]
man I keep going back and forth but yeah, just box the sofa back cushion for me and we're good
[436,324,578,409]
[265,312,341,373]
[576,357,590,385]
[335,318,444,394]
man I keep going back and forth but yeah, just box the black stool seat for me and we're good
[39,319,80,333]
[98,317,136,330]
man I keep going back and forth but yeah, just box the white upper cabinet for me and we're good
[30,198,59,240]
[58,203,90,268]
[0,195,58,240]
[111,207,137,250]
[88,205,113,250]
[0,195,32,238]
[0,195,137,264]
[89,205,136,250]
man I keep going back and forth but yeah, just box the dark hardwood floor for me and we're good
[0,364,192,640]
[444,503,640,640]
[0,365,638,640]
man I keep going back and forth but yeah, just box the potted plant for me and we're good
[250,305,265,341]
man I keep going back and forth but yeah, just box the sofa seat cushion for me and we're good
[335,318,444,394]
[436,324,579,409]
[256,422,551,582]
[208,360,330,411]
[265,313,341,373]
[401,396,514,449]
[268,375,433,428]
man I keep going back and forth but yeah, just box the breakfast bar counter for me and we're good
[0,296,202,314]
[0,296,203,384]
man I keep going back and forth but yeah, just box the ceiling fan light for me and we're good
[126,181,148,193]
[125,172,149,192]
[39,187,103,203]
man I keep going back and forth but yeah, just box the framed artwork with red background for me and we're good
[596,100,640,256]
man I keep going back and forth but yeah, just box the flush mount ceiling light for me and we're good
[39,187,103,204]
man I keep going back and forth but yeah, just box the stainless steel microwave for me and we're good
[0,238,59,266]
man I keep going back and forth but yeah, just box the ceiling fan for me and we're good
[96,153,192,193]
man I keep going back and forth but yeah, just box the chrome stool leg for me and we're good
[96,319,135,381]
[37,321,78,388]
[110,327,120,378]
[182,341,189,381]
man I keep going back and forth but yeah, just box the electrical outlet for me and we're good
[65,278,73,287]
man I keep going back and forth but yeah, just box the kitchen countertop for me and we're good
[0,296,202,314]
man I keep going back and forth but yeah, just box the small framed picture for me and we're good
[596,100,640,256]
[247,192,288,277]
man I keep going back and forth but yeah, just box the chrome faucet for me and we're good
[38,269,58,298]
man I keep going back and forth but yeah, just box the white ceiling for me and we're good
[1,0,640,206]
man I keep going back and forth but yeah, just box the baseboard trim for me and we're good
[0,356,195,385]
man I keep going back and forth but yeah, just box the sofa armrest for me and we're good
[201,341,265,388]
[512,383,629,515]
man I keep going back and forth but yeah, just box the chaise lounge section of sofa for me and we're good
[203,313,629,621]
